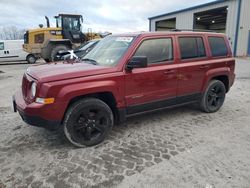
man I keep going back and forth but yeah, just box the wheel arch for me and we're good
[62,91,121,124]
[26,53,31,60]
[211,75,229,92]
[202,68,230,93]
[26,53,33,60]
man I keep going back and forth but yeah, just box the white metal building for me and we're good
[148,0,250,56]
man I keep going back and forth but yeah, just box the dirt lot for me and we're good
[0,58,250,188]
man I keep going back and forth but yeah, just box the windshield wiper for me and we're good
[81,58,98,65]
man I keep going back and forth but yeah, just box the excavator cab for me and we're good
[55,14,86,43]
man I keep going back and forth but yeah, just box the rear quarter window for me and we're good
[208,37,228,57]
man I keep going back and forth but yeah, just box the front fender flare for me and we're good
[56,80,121,106]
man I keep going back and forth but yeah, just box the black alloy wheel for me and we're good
[200,80,226,113]
[64,98,114,147]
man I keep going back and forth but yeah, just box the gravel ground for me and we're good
[0,58,250,188]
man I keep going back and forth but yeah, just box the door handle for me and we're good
[163,70,175,74]
[200,65,210,69]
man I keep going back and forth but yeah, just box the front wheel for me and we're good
[200,80,226,113]
[63,98,114,147]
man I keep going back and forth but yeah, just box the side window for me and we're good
[208,37,228,57]
[0,42,4,50]
[134,38,173,64]
[179,37,206,59]
[34,34,44,44]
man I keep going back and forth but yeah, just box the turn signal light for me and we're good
[35,97,55,104]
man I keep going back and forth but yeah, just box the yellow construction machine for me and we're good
[23,14,102,62]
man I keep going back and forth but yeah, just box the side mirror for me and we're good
[126,56,148,70]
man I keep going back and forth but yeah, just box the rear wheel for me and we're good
[50,45,70,62]
[63,98,114,147]
[200,80,226,113]
[26,54,37,64]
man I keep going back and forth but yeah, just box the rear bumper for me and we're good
[13,91,61,130]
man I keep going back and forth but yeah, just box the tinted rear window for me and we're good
[208,37,228,57]
[179,37,206,59]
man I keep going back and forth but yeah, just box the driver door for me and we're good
[124,37,178,114]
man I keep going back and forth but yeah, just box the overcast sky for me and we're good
[0,0,214,33]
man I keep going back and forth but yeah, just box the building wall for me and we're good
[224,0,238,52]
[149,1,232,31]
[237,0,250,56]
[149,0,244,56]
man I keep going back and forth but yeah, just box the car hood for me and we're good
[27,61,116,83]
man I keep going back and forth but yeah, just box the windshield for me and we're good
[63,17,81,31]
[83,36,134,67]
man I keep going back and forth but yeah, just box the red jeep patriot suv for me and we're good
[13,31,235,147]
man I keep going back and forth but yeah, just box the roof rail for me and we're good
[170,29,218,33]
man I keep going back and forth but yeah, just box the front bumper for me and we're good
[13,91,61,130]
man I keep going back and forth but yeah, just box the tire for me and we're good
[50,45,70,62]
[200,80,226,113]
[63,98,114,147]
[44,59,50,63]
[26,54,37,64]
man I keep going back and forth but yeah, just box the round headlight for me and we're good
[31,82,37,98]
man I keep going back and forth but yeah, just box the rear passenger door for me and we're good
[176,36,209,102]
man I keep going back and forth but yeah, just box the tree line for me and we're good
[0,26,26,40]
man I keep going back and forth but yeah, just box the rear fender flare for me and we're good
[202,67,230,93]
